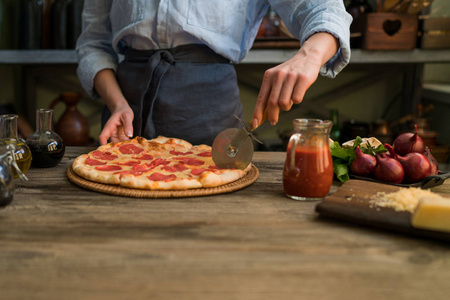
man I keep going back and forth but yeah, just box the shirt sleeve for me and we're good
[76,0,118,99]
[271,0,352,78]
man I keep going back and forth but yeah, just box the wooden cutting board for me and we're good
[316,180,450,242]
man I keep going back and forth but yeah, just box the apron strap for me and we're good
[140,50,175,138]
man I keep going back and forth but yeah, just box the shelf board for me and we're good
[1,49,450,65]
[244,49,450,64]
[0,50,78,64]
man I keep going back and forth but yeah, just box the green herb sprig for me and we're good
[330,136,387,183]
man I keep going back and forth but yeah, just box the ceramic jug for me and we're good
[49,92,90,146]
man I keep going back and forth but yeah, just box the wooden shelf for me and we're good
[0,50,77,64]
[244,49,450,64]
[1,49,450,65]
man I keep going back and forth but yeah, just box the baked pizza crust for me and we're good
[72,154,122,185]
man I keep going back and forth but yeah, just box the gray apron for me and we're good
[101,44,243,146]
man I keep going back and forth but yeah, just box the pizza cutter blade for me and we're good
[212,127,255,170]
[212,111,268,170]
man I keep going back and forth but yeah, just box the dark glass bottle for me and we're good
[0,114,32,177]
[346,0,372,48]
[329,109,341,142]
[26,109,65,168]
[41,0,52,49]
[68,0,84,49]
[51,0,71,49]
[19,0,43,49]
[0,0,20,49]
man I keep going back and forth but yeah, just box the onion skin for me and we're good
[396,153,432,183]
[393,124,425,156]
[424,147,439,175]
[374,155,404,184]
[383,143,397,158]
[350,146,377,177]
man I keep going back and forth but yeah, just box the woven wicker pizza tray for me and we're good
[67,163,259,198]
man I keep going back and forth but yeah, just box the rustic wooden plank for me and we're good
[1,147,450,300]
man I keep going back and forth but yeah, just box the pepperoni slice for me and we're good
[116,160,140,166]
[119,144,144,155]
[208,165,219,170]
[86,157,107,166]
[92,151,118,161]
[133,164,151,173]
[197,151,212,157]
[177,157,204,166]
[95,165,122,171]
[148,172,176,182]
[170,150,194,156]
[191,168,207,176]
[147,158,169,168]
[133,153,154,160]
[174,163,188,172]
[161,166,178,173]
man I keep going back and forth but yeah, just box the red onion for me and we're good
[396,152,432,183]
[383,143,396,158]
[393,124,425,156]
[424,147,439,175]
[374,154,404,184]
[350,146,377,177]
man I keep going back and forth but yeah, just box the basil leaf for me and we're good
[334,163,350,183]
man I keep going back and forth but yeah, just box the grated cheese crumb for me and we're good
[369,188,439,213]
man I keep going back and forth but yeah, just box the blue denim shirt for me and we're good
[76,0,352,98]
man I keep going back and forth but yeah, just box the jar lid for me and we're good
[0,144,28,181]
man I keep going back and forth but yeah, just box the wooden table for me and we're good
[1,147,449,300]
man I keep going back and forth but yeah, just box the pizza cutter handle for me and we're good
[250,108,269,131]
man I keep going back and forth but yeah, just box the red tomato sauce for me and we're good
[283,145,333,199]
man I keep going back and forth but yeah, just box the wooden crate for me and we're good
[421,18,450,49]
[363,13,418,50]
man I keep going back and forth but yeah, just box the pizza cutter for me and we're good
[212,111,268,169]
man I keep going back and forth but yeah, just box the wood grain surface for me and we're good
[1,147,450,300]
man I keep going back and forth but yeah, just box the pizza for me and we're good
[72,136,251,190]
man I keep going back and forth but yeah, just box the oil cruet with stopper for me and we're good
[0,114,32,177]
[26,108,65,168]
[0,143,28,208]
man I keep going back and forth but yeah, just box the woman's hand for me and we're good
[251,32,339,129]
[99,104,134,145]
[94,69,134,145]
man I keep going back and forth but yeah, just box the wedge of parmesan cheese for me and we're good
[411,194,450,233]
[370,188,432,213]
[370,187,450,233]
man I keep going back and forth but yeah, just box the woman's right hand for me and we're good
[94,69,135,145]
[99,104,134,145]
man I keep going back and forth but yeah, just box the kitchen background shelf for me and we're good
[1,48,449,158]
[1,49,450,64]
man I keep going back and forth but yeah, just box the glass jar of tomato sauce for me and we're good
[283,119,333,201]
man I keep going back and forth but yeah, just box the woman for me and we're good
[76,0,352,145]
